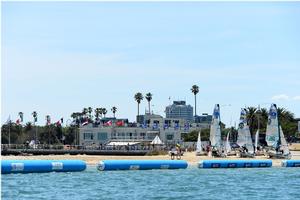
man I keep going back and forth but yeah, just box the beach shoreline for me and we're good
[2,151,300,167]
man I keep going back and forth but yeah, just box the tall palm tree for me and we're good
[145,92,153,114]
[94,108,101,120]
[191,85,199,117]
[102,108,107,118]
[18,112,24,122]
[246,107,257,138]
[82,108,88,118]
[88,107,93,119]
[32,111,37,123]
[32,111,38,142]
[111,106,117,118]
[45,115,51,125]
[134,92,143,116]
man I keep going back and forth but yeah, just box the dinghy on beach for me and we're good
[209,104,226,157]
[236,108,255,158]
[265,104,291,159]
[196,131,206,156]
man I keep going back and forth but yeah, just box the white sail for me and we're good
[255,130,259,152]
[279,126,290,155]
[210,104,221,148]
[196,131,202,154]
[225,131,231,153]
[266,104,280,147]
[237,108,254,154]
[266,104,291,158]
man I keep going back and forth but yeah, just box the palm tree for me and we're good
[32,111,38,142]
[18,112,23,122]
[134,92,143,116]
[246,107,257,138]
[111,106,117,118]
[94,108,101,120]
[102,108,107,118]
[32,111,37,123]
[191,85,199,117]
[145,92,153,114]
[45,115,51,125]
[88,107,93,119]
[82,108,88,118]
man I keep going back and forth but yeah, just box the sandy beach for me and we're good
[2,151,300,167]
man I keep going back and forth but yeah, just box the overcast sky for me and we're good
[2,2,300,127]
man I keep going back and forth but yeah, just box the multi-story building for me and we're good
[79,114,210,147]
[165,101,193,122]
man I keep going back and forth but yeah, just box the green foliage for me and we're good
[182,129,210,142]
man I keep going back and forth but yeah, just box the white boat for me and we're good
[236,108,254,158]
[196,131,206,156]
[209,104,225,157]
[265,104,291,159]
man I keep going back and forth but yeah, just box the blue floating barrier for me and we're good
[281,160,300,167]
[97,160,188,171]
[198,160,272,168]
[1,160,86,174]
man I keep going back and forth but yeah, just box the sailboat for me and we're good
[196,131,206,156]
[209,104,225,157]
[265,104,291,159]
[236,108,254,158]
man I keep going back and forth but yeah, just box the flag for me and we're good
[6,115,11,124]
[116,120,124,126]
[104,120,112,126]
[141,122,147,129]
[152,122,158,129]
[46,116,51,125]
[82,121,88,126]
[184,122,189,131]
[16,119,20,125]
[174,122,179,130]
[56,120,61,126]
[163,123,169,130]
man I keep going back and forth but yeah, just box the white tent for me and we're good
[151,135,164,145]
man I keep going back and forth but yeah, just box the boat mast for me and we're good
[276,104,281,153]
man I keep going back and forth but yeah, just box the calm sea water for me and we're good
[2,166,299,200]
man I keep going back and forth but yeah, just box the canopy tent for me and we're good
[106,142,140,146]
[151,135,164,145]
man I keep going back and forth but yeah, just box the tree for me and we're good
[18,112,24,122]
[88,107,93,119]
[111,106,117,118]
[134,92,143,116]
[191,85,199,116]
[145,92,153,114]
[246,107,257,138]
[82,108,88,118]
[102,108,107,118]
[94,108,101,120]
[32,111,37,122]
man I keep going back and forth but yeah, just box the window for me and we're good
[84,132,93,140]
[97,132,108,141]
[166,135,173,140]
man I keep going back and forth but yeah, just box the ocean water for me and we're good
[2,166,299,200]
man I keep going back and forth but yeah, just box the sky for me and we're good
[1,2,300,127]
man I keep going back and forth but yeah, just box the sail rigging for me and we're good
[266,104,290,157]
[237,108,254,154]
[196,131,202,154]
[225,131,231,154]
[209,104,221,148]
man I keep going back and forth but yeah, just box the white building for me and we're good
[79,114,210,147]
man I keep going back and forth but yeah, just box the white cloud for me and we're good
[271,94,300,101]
[271,94,290,101]
[293,96,300,101]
